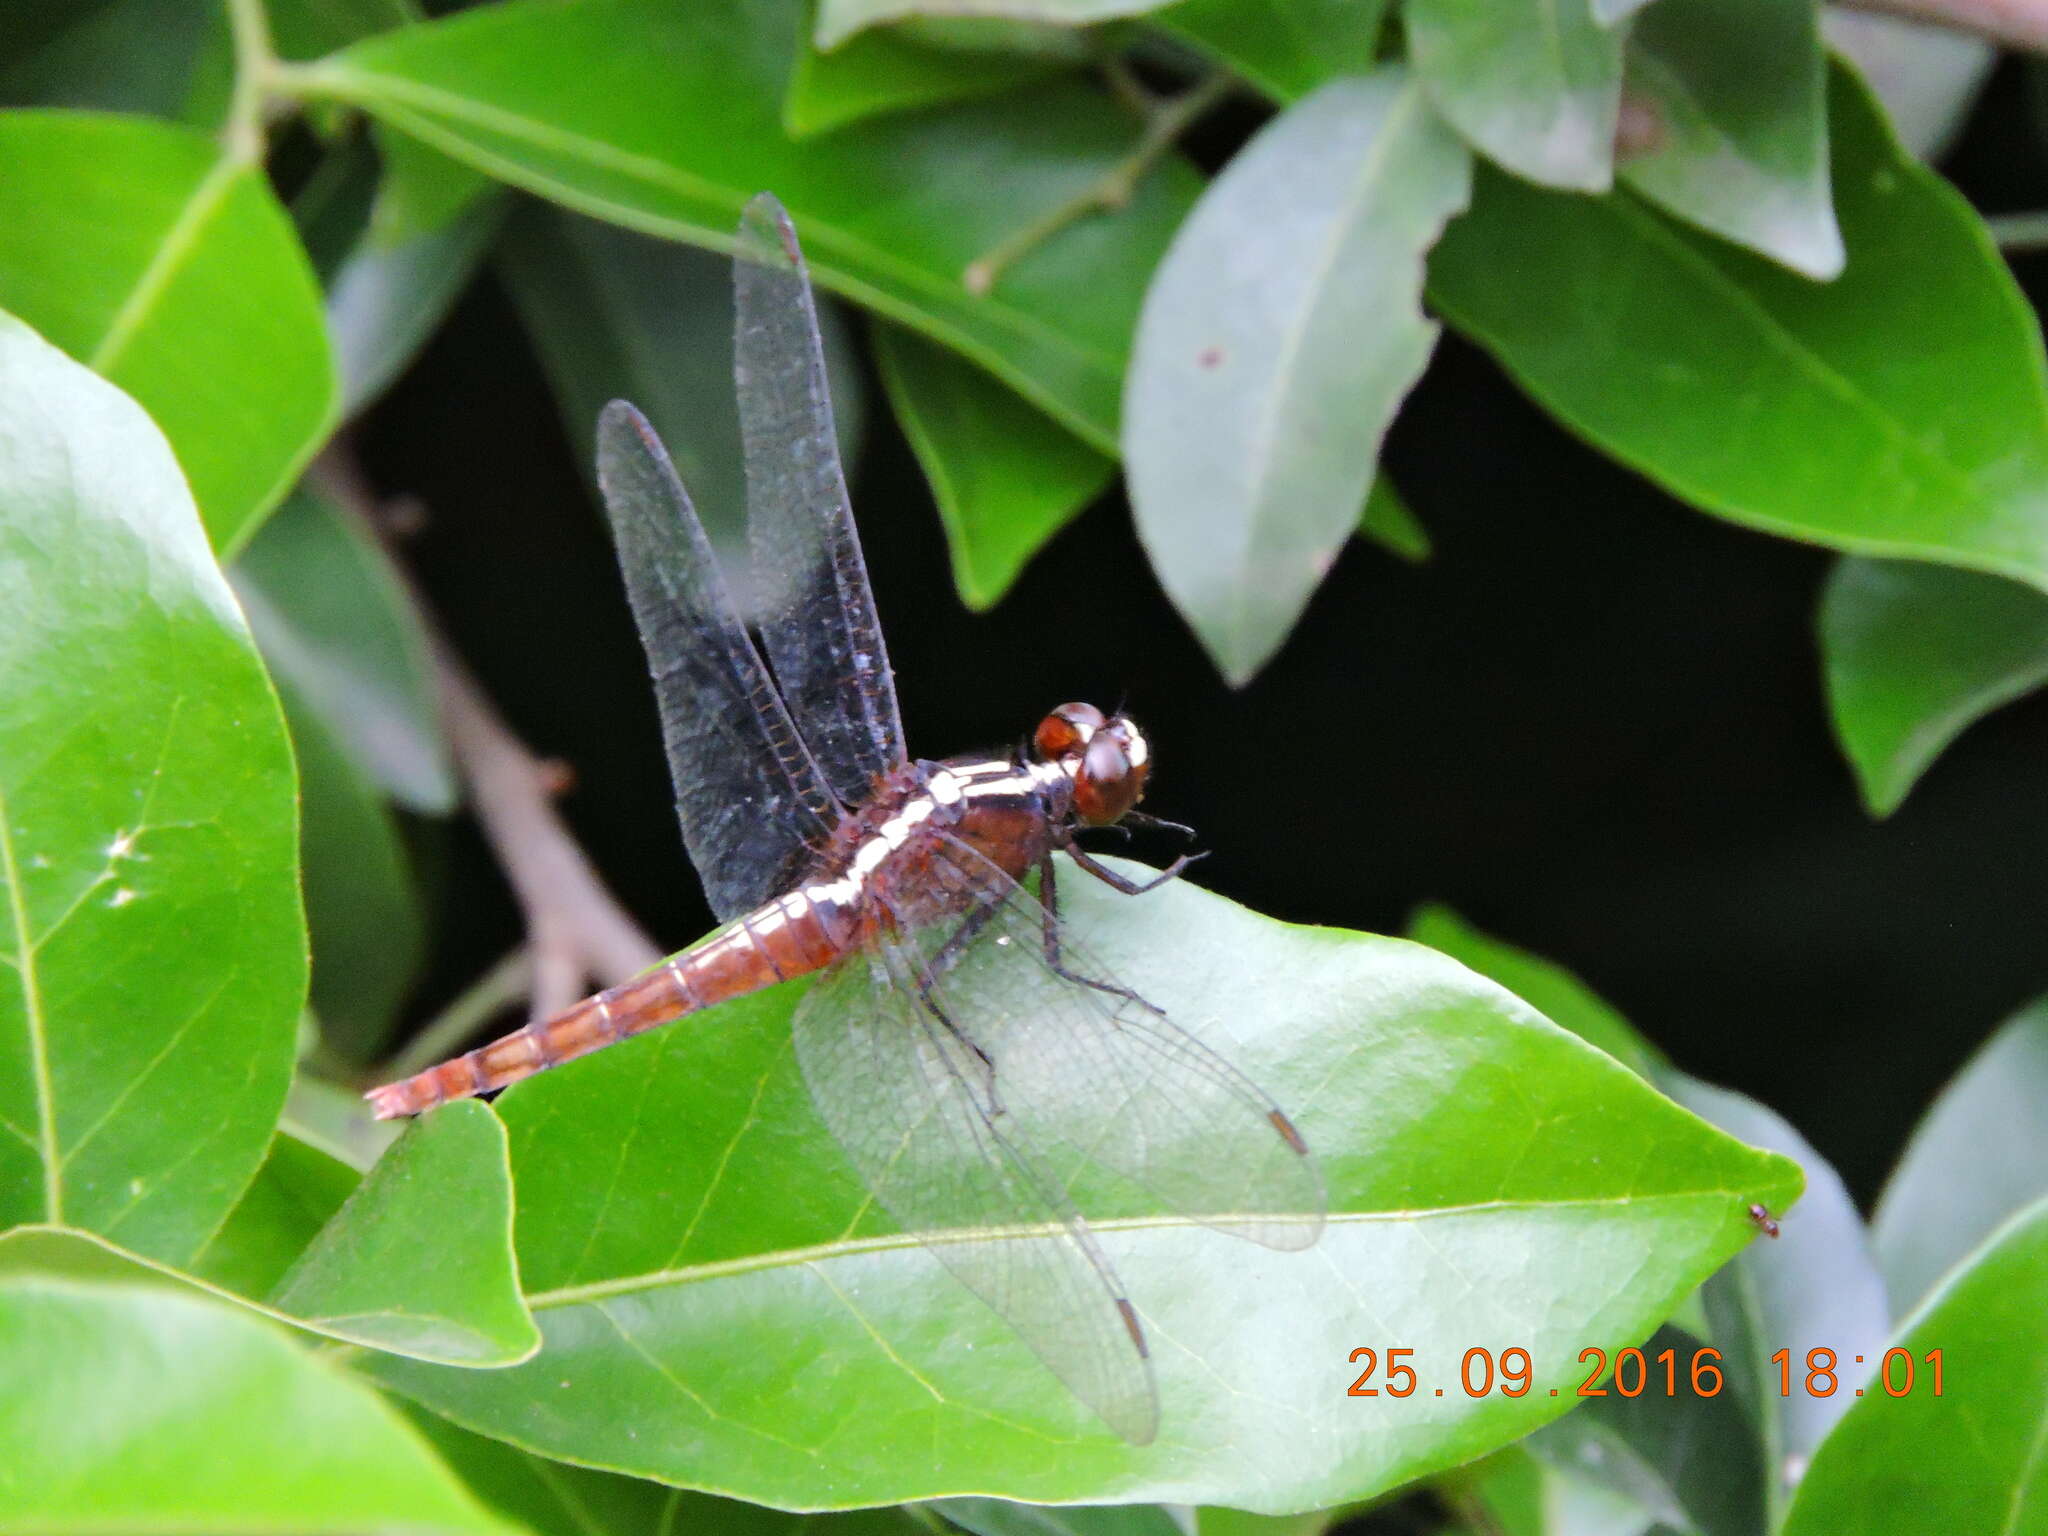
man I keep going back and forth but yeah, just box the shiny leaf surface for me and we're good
[1871,996,2048,1316]
[0,112,337,553]
[273,1101,539,1366]
[1429,68,2048,590]
[1620,0,1842,279]
[0,1277,510,1535]
[1125,69,1470,683]
[1819,558,2048,817]
[875,322,1113,609]
[815,0,1164,48]
[0,312,302,1265]
[1406,0,1623,191]
[306,0,1200,453]
[1780,1199,2048,1536]
[1152,0,1385,104]
[369,862,1798,1510]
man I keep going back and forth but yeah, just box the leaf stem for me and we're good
[963,71,1235,297]
[382,947,532,1080]
[221,0,276,165]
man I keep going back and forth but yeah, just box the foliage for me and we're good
[2,1,2044,1533]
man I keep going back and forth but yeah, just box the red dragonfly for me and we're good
[368,194,1325,1443]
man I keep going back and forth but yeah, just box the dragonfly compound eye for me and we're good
[1074,729,1148,825]
[1035,701,1107,761]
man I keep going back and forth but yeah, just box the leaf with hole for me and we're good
[0,310,302,1265]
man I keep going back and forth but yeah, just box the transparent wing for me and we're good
[889,835,1326,1251]
[793,943,1160,1444]
[595,401,841,920]
[734,193,904,807]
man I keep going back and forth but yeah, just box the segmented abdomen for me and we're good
[364,887,850,1118]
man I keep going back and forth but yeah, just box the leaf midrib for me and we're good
[0,781,60,1222]
[526,1185,1781,1311]
[91,154,242,376]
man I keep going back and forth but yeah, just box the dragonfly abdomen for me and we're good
[365,886,853,1118]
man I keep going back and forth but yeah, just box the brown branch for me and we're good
[1835,0,2048,51]
[311,447,662,1026]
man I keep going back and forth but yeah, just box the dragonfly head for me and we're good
[1033,702,1150,826]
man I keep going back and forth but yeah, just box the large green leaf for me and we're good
[272,1101,539,1365]
[1151,0,1386,105]
[874,321,1113,609]
[298,0,1199,454]
[1405,0,1623,192]
[368,861,1797,1509]
[814,0,1163,48]
[1819,557,2048,817]
[1871,997,2048,1317]
[0,1277,511,1534]
[0,0,227,124]
[1620,0,1842,279]
[1124,68,1470,683]
[0,311,302,1265]
[1780,1199,2048,1536]
[1430,67,2048,590]
[497,203,866,560]
[0,112,337,553]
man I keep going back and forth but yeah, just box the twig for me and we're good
[221,0,275,165]
[963,71,1236,297]
[1836,0,2048,51]
[1986,210,2048,249]
[384,947,532,1079]
[311,446,662,1026]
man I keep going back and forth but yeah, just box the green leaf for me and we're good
[785,17,1061,137]
[1780,1199,2048,1536]
[815,0,1162,49]
[1428,66,2048,591]
[1819,558,2048,817]
[0,0,227,124]
[268,0,418,61]
[367,861,1798,1509]
[0,112,338,553]
[498,204,868,560]
[193,1132,362,1298]
[1825,10,1994,162]
[1125,68,1470,683]
[939,1501,1187,1536]
[1871,997,2048,1317]
[303,0,1199,454]
[0,1277,512,1535]
[329,132,506,419]
[1152,0,1385,105]
[0,311,302,1265]
[1406,905,1663,1079]
[285,1067,404,1171]
[1673,1080,1889,1528]
[1406,0,1623,192]
[875,322,1113,609]
[233,487,452,813]
[1357,477,1430,564]
[272,1101,540,1366]
[1620,0,1842,279]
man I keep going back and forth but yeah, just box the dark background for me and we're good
[361,60,2048,1210]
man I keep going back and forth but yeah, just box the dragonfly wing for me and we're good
[595,401,841,920]
[899,835,1326,1252]
[793,942,1160,1444]
[734,193,905,806]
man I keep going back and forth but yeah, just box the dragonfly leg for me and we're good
[1037,851,1166,1018]
[909,951,1005,1115]
[1065,843,1207,897]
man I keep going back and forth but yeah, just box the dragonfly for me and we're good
[367,193,1325,1444]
